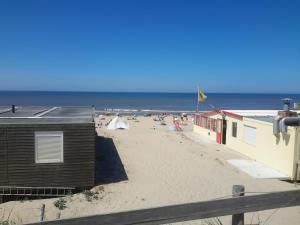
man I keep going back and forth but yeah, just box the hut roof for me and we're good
[0,106,94,124]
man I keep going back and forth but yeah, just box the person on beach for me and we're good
[173,118,182,131]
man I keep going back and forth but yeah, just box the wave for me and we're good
[96,108,198,114]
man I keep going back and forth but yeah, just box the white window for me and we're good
[244,125,256,146]
[35,131,64,163]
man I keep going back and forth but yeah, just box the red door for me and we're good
[216,119,222,144]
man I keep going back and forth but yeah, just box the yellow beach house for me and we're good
[193,103,300,180]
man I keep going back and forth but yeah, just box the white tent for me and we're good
[107,116,129,130]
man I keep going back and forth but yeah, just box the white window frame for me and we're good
[35,131,64,163]
[243,125,256,146]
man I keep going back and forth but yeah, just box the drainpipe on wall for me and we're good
[279,117,300,135]
[273,116,282,135]
[283,117,300,126]
[273,98,299,135]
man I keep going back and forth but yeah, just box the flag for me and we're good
[198,86,207,102]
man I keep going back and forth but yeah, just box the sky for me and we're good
[0,0,299,93]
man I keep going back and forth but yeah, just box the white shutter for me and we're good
[35,131,63,163]
[244,126,256,146]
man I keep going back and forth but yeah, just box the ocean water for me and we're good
[0,91,299,112]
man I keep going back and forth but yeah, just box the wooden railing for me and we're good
[26,185,300,225]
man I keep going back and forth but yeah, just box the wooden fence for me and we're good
[26,185,300,225]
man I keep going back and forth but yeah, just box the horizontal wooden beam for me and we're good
[26,189,300,225]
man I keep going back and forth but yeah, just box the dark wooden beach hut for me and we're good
[0,106,95,198]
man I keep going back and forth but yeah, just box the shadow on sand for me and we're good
[95,136,128,185]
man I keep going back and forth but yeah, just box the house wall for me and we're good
[193,114,221,142]
[193,125,216,141]
[225,117,256,159]
[295,128,300,180]
[0,129,7,185]
[194,112,297,178]
[0,123,95,188]
[225,117,296,178]
[296,128,300,162]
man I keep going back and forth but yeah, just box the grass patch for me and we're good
[54,198,67,210]
[82,190,99,202]
[0,221,16,225]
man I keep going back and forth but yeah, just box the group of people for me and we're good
[96,112,189,132]
[153,113,189,131]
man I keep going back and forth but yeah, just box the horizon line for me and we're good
[0,90,300,95]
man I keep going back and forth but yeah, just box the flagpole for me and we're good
[197,85,199,113]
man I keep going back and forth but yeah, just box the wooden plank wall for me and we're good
[0,123,95,188]
[0,128,8,185]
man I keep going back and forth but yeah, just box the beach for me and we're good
[1,115,300,225]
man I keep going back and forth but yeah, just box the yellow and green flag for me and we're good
[198,86,207,102]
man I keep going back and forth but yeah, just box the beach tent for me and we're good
[107,116,129,130]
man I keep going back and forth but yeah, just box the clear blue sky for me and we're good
[0,0,299,93]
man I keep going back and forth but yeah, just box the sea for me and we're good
[0,91,300,112]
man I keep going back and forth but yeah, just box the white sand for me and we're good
[1,116,300,225]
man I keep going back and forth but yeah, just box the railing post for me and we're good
[40,204,45,222]
[232,185,245,225]
[294,160,299,185]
